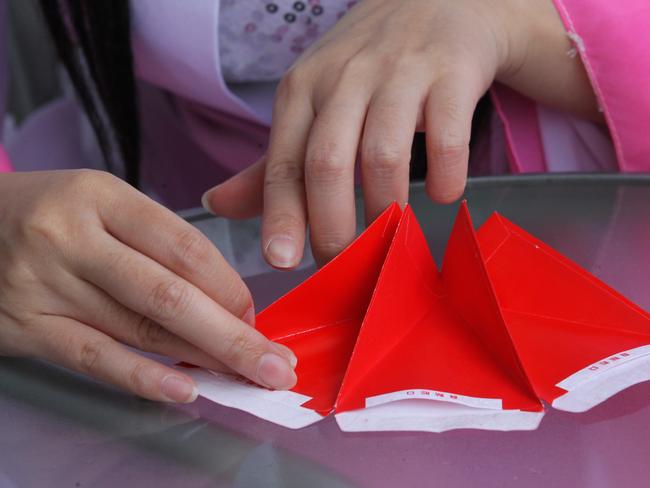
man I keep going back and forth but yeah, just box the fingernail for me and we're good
[271,342,298,368]
[257,353,297,390]
[201,190,214,214]
[161,375,198,403]
[242,306,256,326]
[265,236,297,269]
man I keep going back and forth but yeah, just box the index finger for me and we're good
[98,181,255,323]
[78,234,297,390]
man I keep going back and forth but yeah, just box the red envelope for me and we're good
[180,202,650,432]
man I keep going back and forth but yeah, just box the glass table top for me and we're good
[2,174,650,488]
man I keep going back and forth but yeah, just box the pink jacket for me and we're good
[493,0,650,173]
[0,143,10,172]
[2,0,650,209]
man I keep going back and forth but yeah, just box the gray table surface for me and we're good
[2,174,650,488]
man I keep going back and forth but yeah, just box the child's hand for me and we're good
[205,0,600,266]
[0,171,297,401]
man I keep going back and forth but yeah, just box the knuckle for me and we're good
[430,54,457,79]
[277,67,309,99]
[19,171,117,249]
[67,169,119,197]
[146,279,193,323]
[172,229,213,277]
[68,168,103,186]
[264,160,304,189]
[21,208,66,249]
[222,328,259,366]
[305,151,347,184]
[103,249,129,276]
[429,141,469,170]
[0,260,35,295]
[394,51,428,71]
[219,278,253,317]
[363,145,407,180]
[134,316,173,351]
[128,361,149,394]
[78,340,104,373]
[439,97,467,125]
[0,314,38,356]
[340,55,372,81]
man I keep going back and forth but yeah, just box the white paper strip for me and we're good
[179,367,324,429]
[337,399,543,433]
[553,346,650,413]
[556,344,650,391]
[365,389,503,410]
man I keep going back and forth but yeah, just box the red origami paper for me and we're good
[179,202,650,432]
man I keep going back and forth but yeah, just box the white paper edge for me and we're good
[179,367,324,429]
[365,388,503,410]
[556,345,650,391]
[553,348,650,413]
[335,399,544,433]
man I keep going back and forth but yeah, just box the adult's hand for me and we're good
[0,170,297,403]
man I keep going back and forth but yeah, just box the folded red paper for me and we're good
[179,202,650,432]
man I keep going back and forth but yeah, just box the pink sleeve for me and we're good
[552,0,650,172]
[0,0,8,142]
[490,84,547,174]
[0,143,12,172]
[0,0,8,174]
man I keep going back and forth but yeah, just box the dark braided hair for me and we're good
[38,0,140,186]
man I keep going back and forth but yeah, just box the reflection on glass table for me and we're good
[2,175,650,488]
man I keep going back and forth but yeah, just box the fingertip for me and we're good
[271,342,298,368]
[201,189,215,215]
[364,199,408,226]
[425,176,467,204]
[202,181,244,218]
[161,374,199,403]
[312,244,344,268]
[424,141,469,205]
[202,161,265,219]
[363,204,383,228]
[242,305,256,327]
[256,352,297,390]
[311,225,357,267]
[264,235,302,269]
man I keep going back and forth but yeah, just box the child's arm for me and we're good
[205,0,624,267]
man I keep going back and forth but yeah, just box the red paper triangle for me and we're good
[255,203,402,415]
[336,204,542,414]
[503,310,650,402]
[477,213,650,403]
[441,202,539,407]
[184,201,650,430]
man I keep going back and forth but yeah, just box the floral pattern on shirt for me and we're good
[219,0,357,82]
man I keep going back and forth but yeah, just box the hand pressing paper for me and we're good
[178,202,650,432]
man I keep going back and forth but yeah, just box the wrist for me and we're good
[495,0,603,122]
